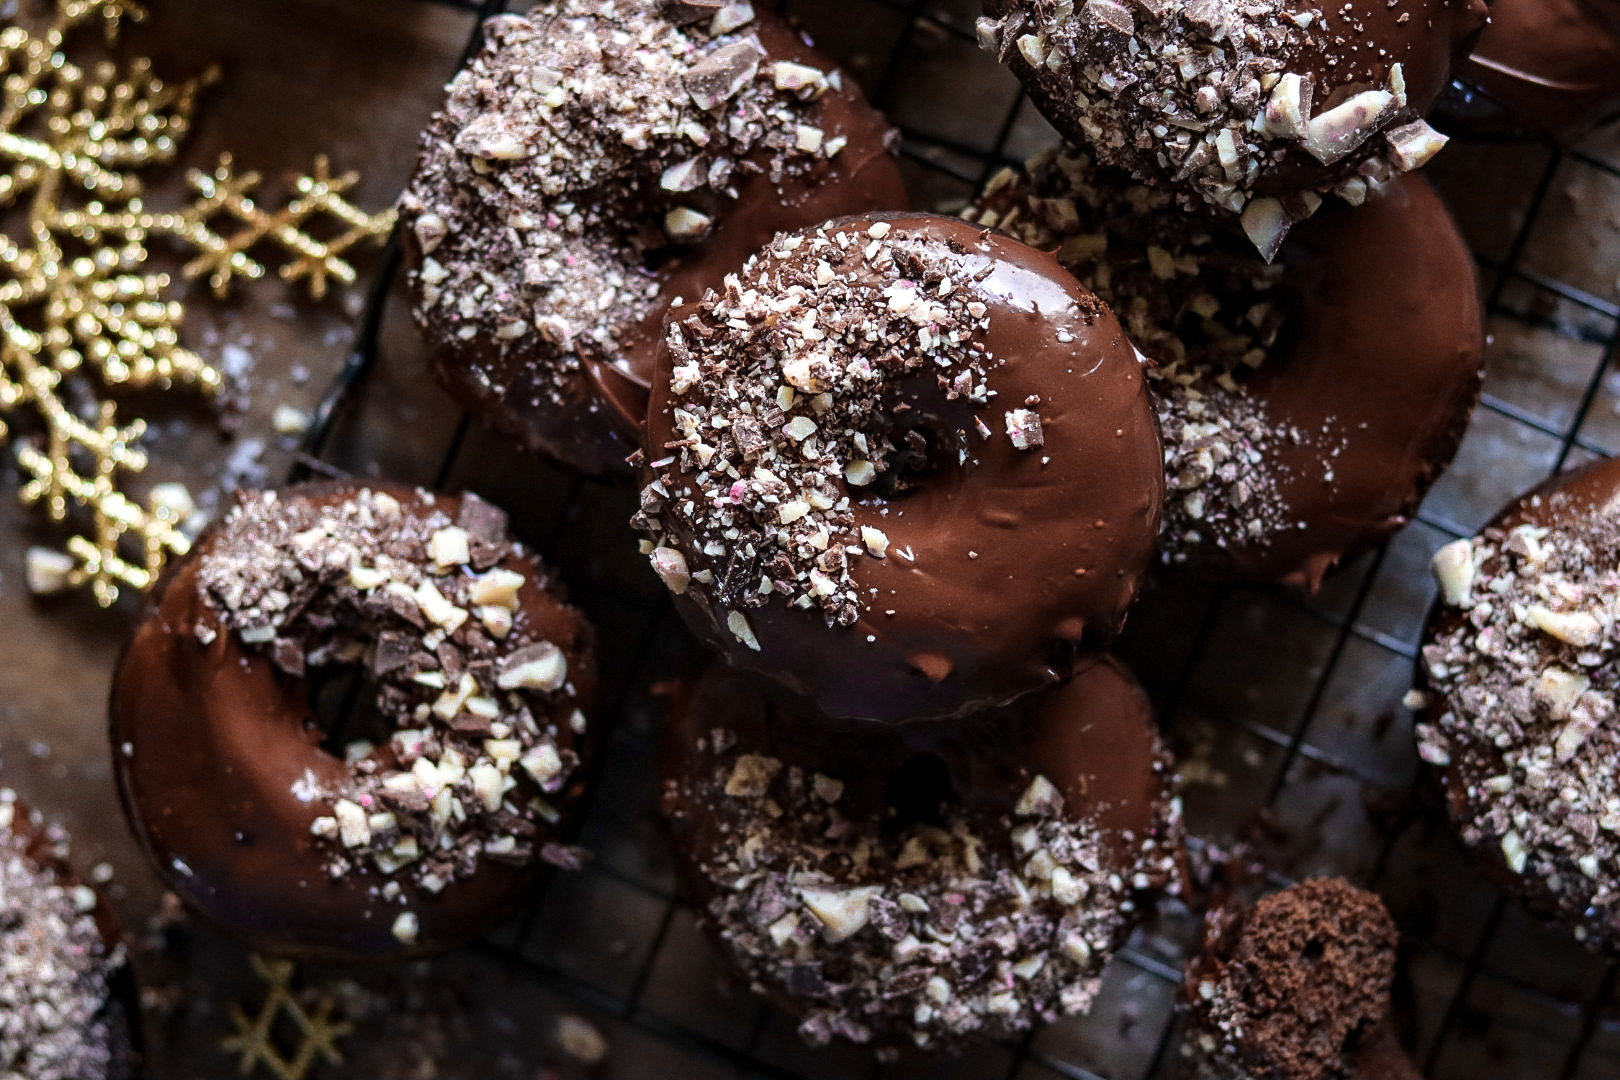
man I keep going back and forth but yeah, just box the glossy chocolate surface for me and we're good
[400,5,909,477]
[110,482,597,961]
[1452,0,1620,137]
[641,212,1164,724]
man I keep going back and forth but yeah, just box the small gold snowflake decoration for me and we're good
[0,0,394,605]
[221,955,352,1080]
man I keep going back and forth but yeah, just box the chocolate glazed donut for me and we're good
[111,482,597,960]
[977,0,1486,254]
[399,1,909,477]
[971,150,1483,591]
[661,657,1184,1049]
[636,212,1164,725]
[0,795,136,1079]
[1418,458,1620,951]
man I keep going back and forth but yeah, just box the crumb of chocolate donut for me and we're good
[968,148,1313,564]
[400,0,857,402]
[682,736,1181,1048]
[976,2,1441,248]
[636,220,1007,626]
[1420,501,1620,935]
[1186,879,1397,1080]
[196,489,586,908]
[0,793,127,1080]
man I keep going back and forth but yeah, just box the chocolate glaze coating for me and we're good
[971,151,1483,591]
[110,482,597,960]
[0,796,135,1080]
[1419,458,1620,952]
[638,212,1164,724]
[1180,878,1411,1080]
[979,0,1486,244]
[662,657,1184,1049]
[400,2,909,477]
[1445,0,1620,138]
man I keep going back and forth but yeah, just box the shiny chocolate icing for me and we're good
[972,149,1483,591]
[661,657,1183,1049]
[1180,878,1409,1080]
[1449,0,1620,137]
[399,2,909,477]
[979,0,1486,252]
[1419,458,1620,952]
[110,482,597,960]
[638,212,1164,725]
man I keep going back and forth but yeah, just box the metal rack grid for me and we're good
[293,2,1620,1077]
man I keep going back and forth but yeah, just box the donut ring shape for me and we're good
[661,657,1183,1050]
[970,149,1483,591]
[977,0,1486,254]
[0,794,135,1080]
[636,212,1164,725]
[399,0,909,477]
[1419,458,1620,952]
[1442,0,1620,139]
[111,482,597,960]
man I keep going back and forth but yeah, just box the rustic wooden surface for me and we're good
[4,1,1620,1077]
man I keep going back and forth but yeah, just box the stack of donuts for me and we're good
[81,0,1620,1072]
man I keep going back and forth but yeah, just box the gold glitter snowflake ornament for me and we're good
[221,955,352,1080]
[0,0,394,605]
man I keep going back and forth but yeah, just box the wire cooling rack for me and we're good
[292,2,1620,1077]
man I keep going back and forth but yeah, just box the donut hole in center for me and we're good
[864,416,964,503]
[884,753,955,834]
[305,666,398,763]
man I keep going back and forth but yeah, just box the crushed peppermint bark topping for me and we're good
[677,737,1181,1049]
[636,219,1015,629]
[197,487,589,903]
[1419,495,1620,937]
[0,793,127,1080]
[967,148,1308,565]
[400,0,853,397]
[977,0,1449,253]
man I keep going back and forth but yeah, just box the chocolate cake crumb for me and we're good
[399,0,852,403]
[967,148,1316,565]
[0,793,127,1080]
[196,488,588,912]
[677,733,1181,1049]
[636,219,1007,631]
[1183,878,1398,1080]
[1420,495,1620,941]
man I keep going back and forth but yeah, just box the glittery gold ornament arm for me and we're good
[0,0,393,606]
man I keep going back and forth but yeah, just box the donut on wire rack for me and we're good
[634,211,1165,724]
[399,0,909,476]
[967,147,1484,591]
[974,0,1487,257]
[112,481,597,960]
[661,657,1184,1051]
[1418,457,1620,952]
